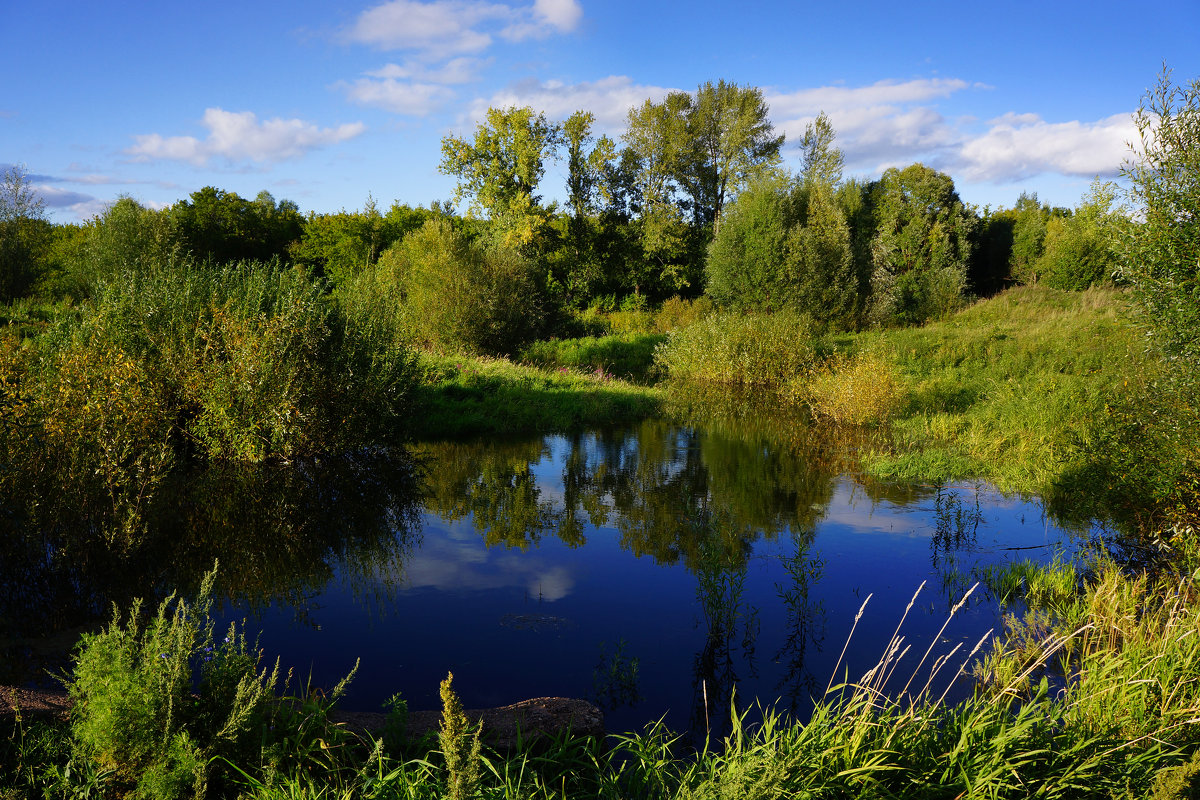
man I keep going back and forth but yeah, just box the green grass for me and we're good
[839,286,1145,495]
[412,353,663,439]
[519,332,667,383]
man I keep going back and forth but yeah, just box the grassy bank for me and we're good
[855,286,1143,493]
[411,353,663,439]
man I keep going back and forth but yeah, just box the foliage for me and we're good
[67,566,279,799]
[290,198,433,288]
[788,184,859,328]
[520,332,666,382]
[169,187,303,266]
[654,312,823,386]
[53,196,181,300]
[869,163,977,325]
[680,80,786,230]
[1116,67,1200,531]
[1122,68,1200,374]
[438,672,481,800]
[797,349,905,426]
[799,111,844,189]
[0,164,51,302]
[372,218,551,356]
[1039,180,1123,290]
[440,106,560,247]
[704,176,798,311]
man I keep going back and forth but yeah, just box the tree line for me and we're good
[2,79,1129,340]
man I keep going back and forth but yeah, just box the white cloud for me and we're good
[343,0,581,57]
[533,0,582,31]
[469,75,675,131]
[128,108,365,166]
[342,76,457,115]
[339,57,487,115]
[764,77,1132,185]
[955,112,1134,182]
[767,79,977,174]
[767,78,974,120]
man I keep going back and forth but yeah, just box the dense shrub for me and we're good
[797,349,905,425]
[370,218,551,356]
[654,311,823,385]
[68,568,278,800]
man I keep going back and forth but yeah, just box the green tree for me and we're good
[799,111,844,189]
[55,196,179,299]
[869,163,977,325]
[1038,180,1122,290]
[1008,192,1050,284]
[1122,68,1200,365]
[789,183,858,328]
[0,164,50,301]
[439,106,561,247]
[169,186,302,265]
[681,80,785,231]
[705,175,798,310]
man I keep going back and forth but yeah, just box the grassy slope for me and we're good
[411,353,663,439]
[847,286,1145,495]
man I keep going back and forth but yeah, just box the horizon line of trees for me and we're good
[3,79,1128,338]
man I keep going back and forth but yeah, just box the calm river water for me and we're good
[1,417,1093,738]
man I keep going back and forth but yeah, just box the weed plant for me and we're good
[654,311,823,386]
[67,566,279,799]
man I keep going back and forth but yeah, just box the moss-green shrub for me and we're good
[654,312,823,386]
[68,567,278,800]
[370,219,550,356]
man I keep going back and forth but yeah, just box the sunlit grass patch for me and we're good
[413,353,663,438]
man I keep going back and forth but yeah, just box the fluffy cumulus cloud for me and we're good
[767,79,976,172]
[342,0,582,55]
[127,108,365,166]
[469,75,675,131]
[766,78,1132,185]
[340,0,583,115]
[955,112,1134,182]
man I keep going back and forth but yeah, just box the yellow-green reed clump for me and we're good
[654,311,823,386]
[793,348,906,426]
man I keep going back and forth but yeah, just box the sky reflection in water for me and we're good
[236,422,1084,738]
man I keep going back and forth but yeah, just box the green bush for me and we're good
[371,218,551,356]
[47,258,416,462]
[519,332,666,382]
[654,312,823,386]
[68,567,279,800]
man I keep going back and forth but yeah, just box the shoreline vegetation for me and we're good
[2,69,1199,797]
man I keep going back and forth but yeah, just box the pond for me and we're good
[0,416,1093,739]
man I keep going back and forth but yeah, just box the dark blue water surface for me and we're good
[208,421,1088,737]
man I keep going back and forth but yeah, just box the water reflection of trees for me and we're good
[417,413,838,735]
[0,451,421,683]
[418,418,837,572]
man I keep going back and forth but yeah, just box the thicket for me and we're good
[362,218,554,356]
[0,256,417,550]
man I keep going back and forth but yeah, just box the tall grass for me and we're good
[519,332,666,383]
[654,312,823,386]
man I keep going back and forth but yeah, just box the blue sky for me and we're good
[5,0,1197,222]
